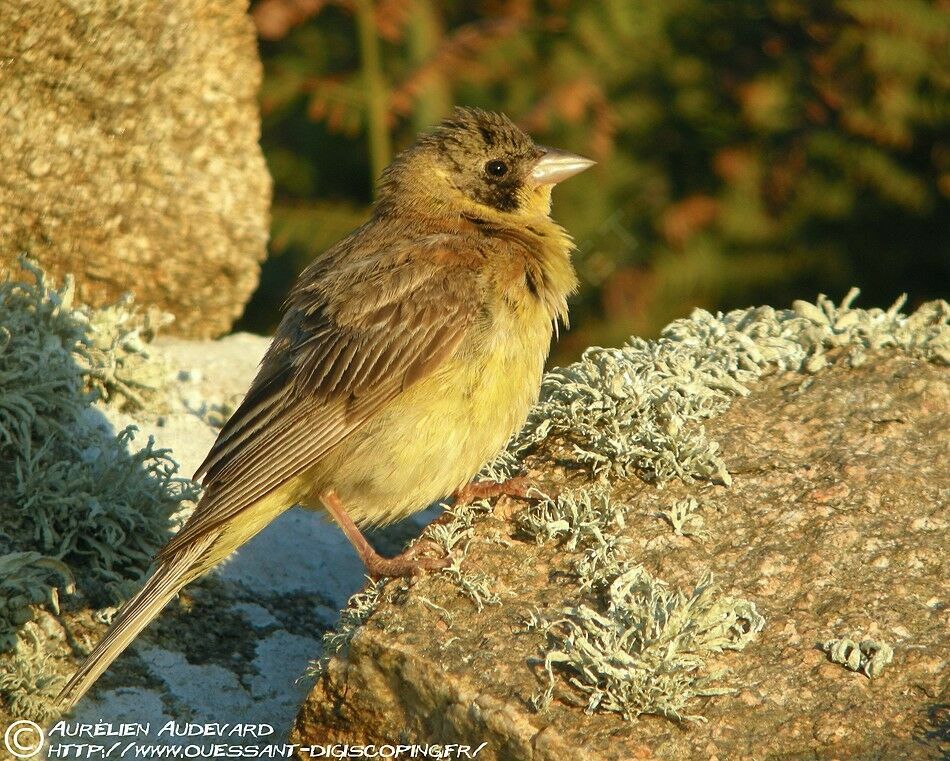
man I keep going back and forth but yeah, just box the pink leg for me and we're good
[320,490,449,579]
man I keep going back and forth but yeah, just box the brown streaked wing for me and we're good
[159,246,480,559]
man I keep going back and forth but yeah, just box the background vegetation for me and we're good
[240,0,949,362]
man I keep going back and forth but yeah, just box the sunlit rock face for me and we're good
[0,0,272,339]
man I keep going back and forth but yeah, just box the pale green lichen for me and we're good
[517,485,622,551]
[533,566,764,722]
[658,496,705,538]
[0,262,89,450]
[0,259,197,713]
[11,424,196,606]
[516,485,632,592]
[0,629,63,722]
[0,553,74,652]
[306,579,387,678]
[0,259,197,607]
[80,292,172,411]
[425,499,502,610]
[427,499,493,556]
[441,557,500,612]
[0,257,169,417]
[496,290,948,486]
[515,490,762,722]
[572,545,633,595]
[822,636,893,678]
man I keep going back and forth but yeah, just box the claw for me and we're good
[321,490,450,579]
[453,476,537,506]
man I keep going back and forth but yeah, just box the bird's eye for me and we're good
[485,159,509,177]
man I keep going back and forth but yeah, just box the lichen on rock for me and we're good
[822,636,894,678]
[0,259,198,718]
[512,486,763,722]
[498,290,948,486]
[307,579,387,679]
[531,566,764,722]
[296,289,948,758]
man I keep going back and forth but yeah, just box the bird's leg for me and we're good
[320,490,449,579]
[452,475,537,506]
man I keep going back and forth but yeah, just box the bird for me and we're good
[58,106,594,709]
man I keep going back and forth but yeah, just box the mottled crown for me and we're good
[418,107,537,157]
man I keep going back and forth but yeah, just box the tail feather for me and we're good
[58,533,217,711]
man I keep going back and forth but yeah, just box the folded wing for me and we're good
[159,241,481,558]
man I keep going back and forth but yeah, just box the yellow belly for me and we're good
[305,302,552,526]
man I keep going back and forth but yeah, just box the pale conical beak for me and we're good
[530,147,596,186]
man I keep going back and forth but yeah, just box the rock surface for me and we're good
[292,352,949,760]
[0,1,271,338]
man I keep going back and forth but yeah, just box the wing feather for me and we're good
[160,241,480,559]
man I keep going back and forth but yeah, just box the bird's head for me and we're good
[377,107,594,221]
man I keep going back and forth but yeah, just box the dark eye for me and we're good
[485,159,508,177]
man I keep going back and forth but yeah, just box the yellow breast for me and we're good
[309,293,553,526]
[306,214,577,526]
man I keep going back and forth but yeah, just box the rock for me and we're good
[292,353,949,760]
[0,1,271,338]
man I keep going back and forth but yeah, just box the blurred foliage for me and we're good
[242,0,949,361]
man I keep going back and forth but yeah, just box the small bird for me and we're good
[58,107,593,708]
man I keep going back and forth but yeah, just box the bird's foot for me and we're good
[453,476,537,506]
[320,489,450,580]
[362,546,450,580]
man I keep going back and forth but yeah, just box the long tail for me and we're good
[57,533,218,711]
